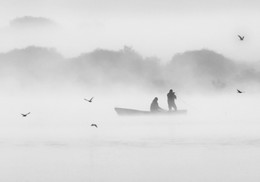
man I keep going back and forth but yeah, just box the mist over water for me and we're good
[0,27,259,182]
[1,88,260,182]
[2,0,260,180]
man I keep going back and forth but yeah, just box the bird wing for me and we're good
[90,97,94,101]
[237,89,242,93]
[238,35,245,40]
[91,124,98,127]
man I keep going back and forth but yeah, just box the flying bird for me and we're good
[237,89,244,93]
[238,35,244,41]
[84,97,94,103]
[91,124,98,128]
[21,112,30,117]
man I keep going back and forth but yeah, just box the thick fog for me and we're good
[1,90,260,182]
[1,45,260,182]
[1,1,260,181]
[0,45,260,182]
[0,46,260,94]
[1,12,260,61]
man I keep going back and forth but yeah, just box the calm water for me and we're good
[1,93,260,182]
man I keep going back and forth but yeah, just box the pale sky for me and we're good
[1,0,260,61]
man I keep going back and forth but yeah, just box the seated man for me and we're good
[150,97,164,112]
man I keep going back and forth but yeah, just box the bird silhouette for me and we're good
[21,112,30,117]
[91,124,98,128]
[238,35,244,41]
[84,97,94,102]
[237,89,244,93]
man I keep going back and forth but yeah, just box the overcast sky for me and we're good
[1,0,260,61]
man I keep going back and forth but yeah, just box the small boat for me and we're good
[114,107,187,116]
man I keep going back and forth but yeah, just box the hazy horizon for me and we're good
[1,46,260,94]
[2,1,260,182]
[1,0,260,61]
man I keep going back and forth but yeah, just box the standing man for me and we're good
[167,89,177,111]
